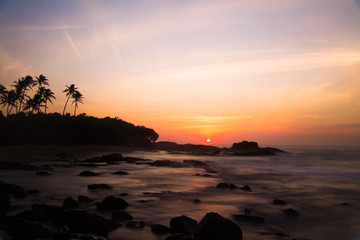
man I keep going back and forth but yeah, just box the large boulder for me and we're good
[0,181,28,198]
[195,212,242,240]
[111,211,133,221]
[100,154,123,162]
[231,141,259,153]
[96,196,128,211]
[16,209,49,222]
[170,215,198,234]
[63,197,80,209]
[79,171,99,176]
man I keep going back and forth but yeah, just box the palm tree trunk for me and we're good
[44,102,47,114]
[74,103,77,116]
[63,95,71,115]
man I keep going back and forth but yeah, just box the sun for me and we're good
[206,138,212,143]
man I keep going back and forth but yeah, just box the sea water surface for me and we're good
[1,145,360,240]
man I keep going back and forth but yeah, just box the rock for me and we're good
[32,204,64,220]
[273,199,286,205]
[183,160,209,168]
[228,183,237,189]
[0,181,27,198]
[151,224,171,235]
[170,215,198,234]
[16,209,49,222]
[79,171,99,176]
[111,171,129,175]
[239,185,252,192]
[123,157,149,164]
[341,202,350,206]
[149,160,185,168]
[35,171,51,176]
[83,157,103,163]
[126,221,145,228]
[7,220,60,240]
[166,233,194,240]
[231,141,259,153]
[78,195,94,203]
[66,210,118,237]
[195,212,242,240]
[0,162,39,170]
[233,214,265,223]
[101,153,123,162]
[87,184,113,190]
[205,169,218,174]
[63,197,80,209]
[96,196,128,211]
[111,211,133,221]
[282,208,299,217]
[216,183,237,189]
[193,199,202,203]
[0,193,10,214]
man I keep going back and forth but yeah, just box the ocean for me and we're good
[1,145,359,240]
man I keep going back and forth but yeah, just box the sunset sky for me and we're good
[1,0,360,146]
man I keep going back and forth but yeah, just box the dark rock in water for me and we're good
[123,156,150,163]
[170,215,198,234]
[54,232,108,240]
[233,214,265,223]
[228,183,237,189]
[78,163,100,167]
[341,202,350,206]
[0,193,10,214]
[166,233,193,240]
[83,156,103,163]
[216,182,237,189]
[231,141,259,153]
[120,193,129,196]
[193,199,202,203]
[0,181,28,198]
[97,196,128,211]
[183,160,209,168]
[63,197,80,209]
[239,185,252,192]
[88,184,113,190]
[111,211,133,221]
[16,209,49,222]
[195,212,242,240]
[205,169,218,174]
[126,221,145,228]
[27,189,40,195]
[7,220,60,240]
[282,208,299,217]
[79,171,99,176]
[78,195,94,203]
[35,171,51,176]
[32,204,64,220]
[151,224,171,235]
[273,199,286,205]
[243,208,251,215]
[0,162,39,170]
[149,160,185,168]
[111,170,129,175]
[66,210,118,237]
[101,153,123,162]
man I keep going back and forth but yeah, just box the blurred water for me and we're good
[1,145,360,240]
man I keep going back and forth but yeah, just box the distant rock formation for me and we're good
[228,141,285,156]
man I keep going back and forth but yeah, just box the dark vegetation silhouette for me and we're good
[0,113,158,146]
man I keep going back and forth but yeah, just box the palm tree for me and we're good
[63,84,78,115]
[23,93,44,114]
[41,88,56,113]
[35,74,49,87]
[71,90,83,116]
[1,90,18,115]
[12,76,34,113]
[0,84,6,95]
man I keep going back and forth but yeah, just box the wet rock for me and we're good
[32,204,64,220]
[111,211,133,221]
[149,160,185,168]
[183,160,209,168]
[79,171,99,176]
[78,163,100,167]
[16,209,49,222]
[111,171,129,175]
[233,214,265,223]
[195,212,242,240]
[243,208,251,215]
[0,193,10,214]
[151,224,171,235]
[83,157,103,163]
[66,210,118,237]
[7,220,60,240]
[166,233,193,240]
[239,185,252,192]
[282,208,299,217]
[341,202,350,206]
[170,215,198,234]
[101,153,123,162]
[123,156,150,164]
[97,196,128,211]
[88,184,113,190]
[205,169,218,174]
[126,221,145,228]
[0,162,39,170]
[27,189,40,195]
[193,199,202,203]
[0,181,27,198]
[35,171,51,176]
[216,183,237,189]
[273,199,286,205]
[78,195,94,203]
[63,197,80,209]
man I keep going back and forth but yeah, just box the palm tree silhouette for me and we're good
[35,74,49,87]
[63,84,78,115]
[23,93,44,114]
[1,89,17,115]
[12,76,34,113]
[41,88,56,113]
[72,90,83,116]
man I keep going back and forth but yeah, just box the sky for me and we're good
[0,0,360,146]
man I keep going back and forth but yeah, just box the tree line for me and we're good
[0,75,83,116]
